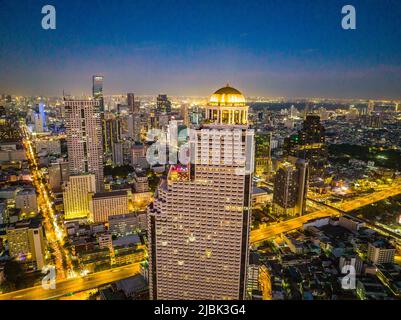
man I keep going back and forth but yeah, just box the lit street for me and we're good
[0,264,140,300]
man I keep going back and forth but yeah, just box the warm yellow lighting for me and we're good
[209,85,246,106]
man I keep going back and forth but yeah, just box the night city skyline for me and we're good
[1,0,401,311]
[1,0,401,99]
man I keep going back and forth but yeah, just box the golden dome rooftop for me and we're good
[204,84,249,125]
[209,84,246,106]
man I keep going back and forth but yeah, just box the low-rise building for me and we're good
[367,240,395,265]
[89,190,129,223]
[6,219,46,270]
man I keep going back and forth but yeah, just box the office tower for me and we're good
[6,219,46,270]
[92,75,104,112]
[64,99,104,191]
[148,85,254,300]
[104,116,122,155]
[127,93,135,111]
[156,94,172,114]
[48,161,70,192]
[255,133,272,181]
[89,190,129,223]
[33,102,46,133]
[284,115,327,178]
[63,174,96,220]
[38,102,46,128]
[272,158,308,216]
[127,93,140,114]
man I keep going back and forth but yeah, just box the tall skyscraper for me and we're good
[284,115,327,178]
[148,85,254,300]
[64,99,104,191]
[272,157,308,216]
[156,94,172,114]
[367,100,375,115]
[104,116,122,155]
[127,93,140,114]
[255,133,272,181]
[92,75,104,112]
[127,93,135,110]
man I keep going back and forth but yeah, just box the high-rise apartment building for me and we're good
[64,99,104,191]
[284,115,327,178]
[272,158,308,216]
[63,174,96,220]
[148,85,254,300]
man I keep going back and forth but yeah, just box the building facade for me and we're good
[64,99,104,191]
[89,190,130,223]
[148,85,254,300]
[273,158,308,216]
[63,174,96,220]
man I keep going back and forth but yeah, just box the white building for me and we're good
[148,85,254,300]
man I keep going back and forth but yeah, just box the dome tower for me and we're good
[204,84,249,125]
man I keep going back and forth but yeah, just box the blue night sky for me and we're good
[1,0,401,99]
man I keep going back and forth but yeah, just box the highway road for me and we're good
[0,264,140,300]
[250,182,401,244]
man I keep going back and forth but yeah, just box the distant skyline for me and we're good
[1,0,401,99]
